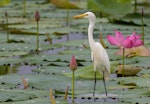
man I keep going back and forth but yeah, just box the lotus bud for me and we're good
[69,55,77,71]
[35,10,40,22]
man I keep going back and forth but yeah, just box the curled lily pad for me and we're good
[115,45,150,57]
[115,65,142,76]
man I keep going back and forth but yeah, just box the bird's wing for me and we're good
[94,42,110,74]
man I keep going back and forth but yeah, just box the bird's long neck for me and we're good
[88,18,95,48]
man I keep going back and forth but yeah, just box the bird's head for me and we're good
[73,12,96,20]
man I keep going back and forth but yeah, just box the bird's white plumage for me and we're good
[83,12,110,79]
[74,11,110,96]
[91,42,110,79]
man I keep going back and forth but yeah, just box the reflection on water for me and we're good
[0,64,17,75]
[0,64,38,75]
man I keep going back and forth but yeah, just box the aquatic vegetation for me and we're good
[34,10,40,54]
[107,31,143,76]
[0,0,150,104]
[69,55,78,103]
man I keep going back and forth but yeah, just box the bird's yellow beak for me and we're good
[73,13,88,19]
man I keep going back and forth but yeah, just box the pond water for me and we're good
[17,65,37,74]
[0,32,86,75]
[52,32,86,44]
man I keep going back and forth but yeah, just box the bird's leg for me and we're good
[103,71,107,96]
[93,71,96,97]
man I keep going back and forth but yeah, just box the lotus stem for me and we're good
[134,0,137,13]
[36,21,39,54]
[66,0,69,26]
[6,19,9,41]
[34,10,40,54]
[5,11,9,42]
[122,48,125,77]
[141,8,145,44]
[23,0,26,17]
[66,0,70,42]
[72,70,75,103]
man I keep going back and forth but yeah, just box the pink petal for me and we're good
[133,40,143,47]
[131,32,136,36]
[107,35,119,46]
[135,34,141,39]
[126,36,129,39]
[123,39,133,48]
[128,33,136,43]
[131,32,141,39]
[35,10,40,21]
[70,55,77,70]
[114,30,124,43]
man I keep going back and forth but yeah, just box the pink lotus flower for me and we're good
[70,55,78,71]
[107,30,143,48]
[107,30,143,77]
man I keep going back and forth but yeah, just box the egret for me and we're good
[73,12,110,96]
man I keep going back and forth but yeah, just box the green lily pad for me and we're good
[64,65,102,79]
[0,0,10,7]
[0,89,36,102]
[111,12,150,26]
[117,76,150,88]
[87,0,132,16]
[121,97,150,104]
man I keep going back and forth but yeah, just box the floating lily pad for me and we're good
[115,65,142,76]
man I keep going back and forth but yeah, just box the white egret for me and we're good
[73,12,110,96]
